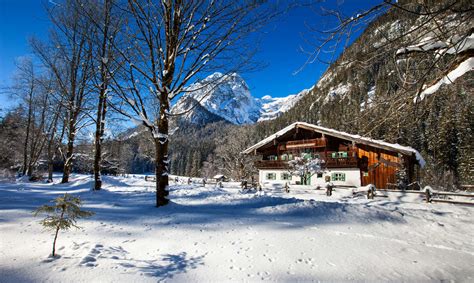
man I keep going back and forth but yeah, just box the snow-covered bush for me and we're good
[287,153,324,185]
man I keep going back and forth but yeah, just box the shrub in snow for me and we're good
[34,194,94,257]
[287,153,323,185]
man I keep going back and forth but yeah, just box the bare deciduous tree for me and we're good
[110,0,278,206]
[9,58,64,179]
[31,0,95,183]
[76,0,124,190]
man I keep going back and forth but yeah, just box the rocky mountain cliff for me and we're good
[171,72,307,125]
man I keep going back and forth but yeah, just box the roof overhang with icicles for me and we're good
[241,122,425,167]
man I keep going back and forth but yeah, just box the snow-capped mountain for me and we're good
[257,87,312,122]
[171,94,227,125]
[171,72,308,125]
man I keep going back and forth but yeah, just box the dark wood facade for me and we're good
[244,123,421,189]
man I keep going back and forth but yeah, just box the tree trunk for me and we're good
[47,133,57,183]
[93,0,111,191]
[46,110,61,183]
[52,225,60,257]
[61,128,75,183]
[48,162,54,183]
[155,105,170,207]
[93,95,105,190]
[51,208,65,257]
[46,129,57,183]
[22,92,33,176]
[27,165,34,177]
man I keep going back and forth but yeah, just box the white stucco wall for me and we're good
[259,168,361,187]
[310,168,361,187]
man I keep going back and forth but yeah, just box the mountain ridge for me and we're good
[171,72,310,125]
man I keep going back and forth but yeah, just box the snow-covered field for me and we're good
[1,175,473,282]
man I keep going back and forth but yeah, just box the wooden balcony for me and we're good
[255,160,289,169]
[324,157,358,168]
[278,138,327,151]
[255,156,359,169]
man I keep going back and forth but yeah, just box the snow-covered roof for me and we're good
[242,122,425,167]
[213,174,226,179]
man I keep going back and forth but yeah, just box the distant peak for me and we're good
[172,72,310,125]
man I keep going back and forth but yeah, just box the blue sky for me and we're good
[0,0,379,109]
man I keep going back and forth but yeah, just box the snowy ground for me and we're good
[1,174,473,282]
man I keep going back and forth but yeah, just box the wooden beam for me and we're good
[431,199,474,206]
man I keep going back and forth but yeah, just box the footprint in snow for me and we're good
[80,256,97,267]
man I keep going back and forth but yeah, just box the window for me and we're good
[281,173,292,180]
[317,172,323,178]
[363,172,369,177]
[339,151,348,158]
[331,173,346,181]
[313,153,320,159]
[288,154,293,160]
[266,173,276,180]
[331,152,348,158]
[267,155,277,161]
[303,153,312,160]
[281,154,288,161]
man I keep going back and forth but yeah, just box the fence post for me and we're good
[367,185,375,199]
[425,188,431,203]
[326,184,333,196]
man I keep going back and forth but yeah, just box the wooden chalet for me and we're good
[242,122,425,189]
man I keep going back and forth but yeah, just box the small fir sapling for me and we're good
[34,193,94,257]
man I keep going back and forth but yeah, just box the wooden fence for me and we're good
[374,187,474,206]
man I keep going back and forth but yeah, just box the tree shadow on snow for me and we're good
[120,252,204,281]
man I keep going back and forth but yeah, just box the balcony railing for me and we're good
[255,160,289,169]
[256,155,359,169]
[324,157,358,168]
[278,138,327,151]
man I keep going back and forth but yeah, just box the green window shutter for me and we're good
[266,173,276,180]
[331,173,346,181]
[281,173,292,180]
[331,152,337,158]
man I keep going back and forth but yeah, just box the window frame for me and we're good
[281,173,292,180]
[331,172,346,181]
[266,173,276,180]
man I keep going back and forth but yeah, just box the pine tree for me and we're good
[184,150,193,177]
[456,88,474,185]
[191,151,201,177]
[34,194,94,257]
